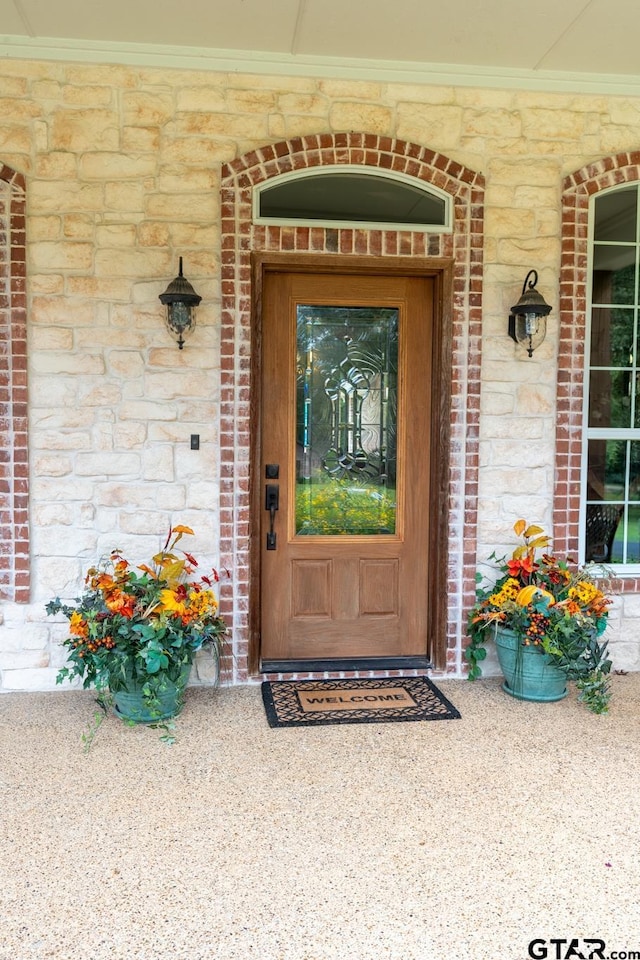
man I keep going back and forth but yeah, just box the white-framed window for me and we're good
[253,165,452,232]
[583,183,640,569]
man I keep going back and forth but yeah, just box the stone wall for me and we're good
[1,56,640,690]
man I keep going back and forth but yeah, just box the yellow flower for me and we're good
[568,582,600,606]
[188,589,218,618]
[158,589,186,616]
[489,577,521,607]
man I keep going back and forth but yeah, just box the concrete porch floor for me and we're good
[1,674,639,960]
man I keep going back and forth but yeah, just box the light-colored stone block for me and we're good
[0,649,50,670]
[30,327,74,351]
[155,484,187,510]
[277,93,328,116]
[143,370,211,400]
[30,240,94,272]
[192,648,220,685]
[81,153,157,180]
[319,79,382,100]
[107,351,145,379]
[122,91,175,125]
[138,221,171,247]
[31,478,96,504]
[609,643,640,673]
[176,87,227,111]
[94,247,171,279]
[95,224,137,247]
[63,84,113,106]
[463,108,522,138]
[482,416,544,441]
[74,453,140,477]
[145,192,218,219]
[225,89,278,112]
[330,102,393,135]
[0,667,61,691]
[32,456,73,477]
[32,502,75,526]
[50,108,120,151]
[484,207,536,238]
[620,594,640,618]
[34,526,99,557]
[35,151,78,178]
[489,156,563,186]
[117,400,177,422]
[104,181,146,213]
[521,108,586,140]
[0,119,32,153]
[113,423,147,449]
[396,103,463,145]
[122,125,161,151]
[186,481,218,510]
[142,447,175,482]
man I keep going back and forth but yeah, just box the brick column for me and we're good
[0,164,29,603]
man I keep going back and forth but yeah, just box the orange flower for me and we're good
[104,589,136,618]
[89,572,115,593]
[507,556,537,578]
[69,611,88,637]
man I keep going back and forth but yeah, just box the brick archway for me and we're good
[0,163,28,603]
[557,152,640,597]
[219,133,485,681]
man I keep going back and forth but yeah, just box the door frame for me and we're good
[248,252,454,675]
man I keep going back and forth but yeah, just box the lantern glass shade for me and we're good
[159,258,202,349]
[508,270,552,357]
[166,301,193,347]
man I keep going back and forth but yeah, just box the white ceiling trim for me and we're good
[3,34,640,96]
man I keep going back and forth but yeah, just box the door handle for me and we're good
[265,483,279,550]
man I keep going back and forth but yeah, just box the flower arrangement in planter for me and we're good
[47,525,227,744]
[465,519,613,714]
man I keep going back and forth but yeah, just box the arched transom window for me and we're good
[253,166,452,232]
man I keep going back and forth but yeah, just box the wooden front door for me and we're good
[259,267,435,667]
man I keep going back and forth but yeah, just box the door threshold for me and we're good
[260,657,432,674]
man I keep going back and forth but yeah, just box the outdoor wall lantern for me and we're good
[159,257,202,349]
[508,269,552,358]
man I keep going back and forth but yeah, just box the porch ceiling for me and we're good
[2,0,640,91]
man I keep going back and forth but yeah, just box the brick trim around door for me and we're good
[220,133,485,682]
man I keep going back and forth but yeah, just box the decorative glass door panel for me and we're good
[260,270,433,664]
[296,305,398,536]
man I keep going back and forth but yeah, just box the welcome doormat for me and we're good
[261,676,461,728]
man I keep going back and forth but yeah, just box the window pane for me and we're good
[590,308,634,366]
[260,173,447,226]
[630,440,640,498]
[587,439,626,500]
[594,186,638,242]
[588,369,633,428]
[592,255,637,302]
[611,506,640,563]
[584,442,640,563]
[295,304,398,536]
[585,502,624,562]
